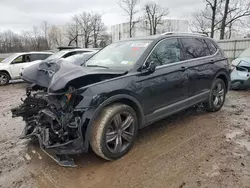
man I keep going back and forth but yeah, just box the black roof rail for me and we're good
[161,32,208,37]
[57,46,81,51]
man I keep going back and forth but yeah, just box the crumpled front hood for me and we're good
[232,57,250,66]
[21,59,127,92]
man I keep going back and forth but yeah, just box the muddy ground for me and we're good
[0,83,250,188]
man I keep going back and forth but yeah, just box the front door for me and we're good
[10,54,31,78]
[137,38,189,123]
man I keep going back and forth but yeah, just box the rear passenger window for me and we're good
[181,38,211,59]
[205,39,217,55]
[147,38,182,66]
[30,54,51,61]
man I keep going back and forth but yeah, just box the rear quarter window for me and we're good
[204,39,217,55]
[63,52,77,58]
[180,38,211,60]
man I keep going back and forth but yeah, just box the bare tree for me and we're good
[143,3,169,35]
[191,10,214,36]
[204,0,223,38]
[118,0,140,38]
[31,26,41,50]
[191,0,250,39]
[165,20,179,32]
[41,21,50,48]
[220,0,250,39]
[99,33,112,47]
[92,13,106,47]
[75,12,94,48]
[48,25,63,48]
[66,16,79,47]
[220,0,230,39]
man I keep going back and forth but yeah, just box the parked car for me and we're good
[230,48,250,90]
[12,33,230,166]
[20,48,98,75]
[0,52,53,85]
[45,48,97,61]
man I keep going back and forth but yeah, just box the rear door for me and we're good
[179,37,215,97]
[25,53,47,68]
[138,38,189,123]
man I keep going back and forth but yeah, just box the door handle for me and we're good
[210,59,215,64]
[180,66,188,71]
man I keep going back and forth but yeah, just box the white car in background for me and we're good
[20,48,97,76]
[0,52,53,85]
[231,48,250,89]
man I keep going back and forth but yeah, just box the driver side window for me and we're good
[12,55,30,64]
[147,38,182,67]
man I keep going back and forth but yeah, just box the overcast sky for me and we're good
[0,0,205,32]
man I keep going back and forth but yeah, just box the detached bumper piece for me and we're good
[11,94,85,167]
[42,149,76,167]
[231,79,250,90]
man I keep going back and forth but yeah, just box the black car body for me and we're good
[12,33,230,166]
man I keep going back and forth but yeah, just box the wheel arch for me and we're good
[0,70,11,79]
[213,70,230,92]
[83,94,145,150]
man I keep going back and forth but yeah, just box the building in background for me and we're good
[111,19,189,42]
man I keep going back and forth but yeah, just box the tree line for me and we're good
[0,12,110,53]
[0,0,250,53]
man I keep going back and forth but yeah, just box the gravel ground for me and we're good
[0,83,250,188]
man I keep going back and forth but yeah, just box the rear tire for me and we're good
[0,72,10,86]
[204,78,226,112]
[90,103,138,161]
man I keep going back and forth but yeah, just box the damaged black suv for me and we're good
[12,33,230,166]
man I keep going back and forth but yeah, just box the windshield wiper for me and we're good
[87,65,109,69]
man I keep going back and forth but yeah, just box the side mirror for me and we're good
[144,60,156,73]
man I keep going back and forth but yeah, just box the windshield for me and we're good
[239,48,250,58]
[1,53,18,63]
[86,40,152,69]
[46,51,67,60]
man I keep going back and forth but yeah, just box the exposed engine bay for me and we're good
[11,60,126,166]
[11,85,85,166]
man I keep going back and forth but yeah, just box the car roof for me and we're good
[118,32,208,42]
[12,51,53,56]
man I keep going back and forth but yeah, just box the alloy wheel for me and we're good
[0,74,8,85]
[212,82,225,108]
[105,112,135,154]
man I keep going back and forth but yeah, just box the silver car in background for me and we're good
[230,48,250,89]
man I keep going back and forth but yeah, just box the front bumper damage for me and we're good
[11,88,88,167]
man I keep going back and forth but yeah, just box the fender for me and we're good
[82,94,145,151]
[213,69,230,91]
[0,70,11,79]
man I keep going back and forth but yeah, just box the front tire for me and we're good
[204,78,226,112]
[0,72,10,86]
[90,103,138,161]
